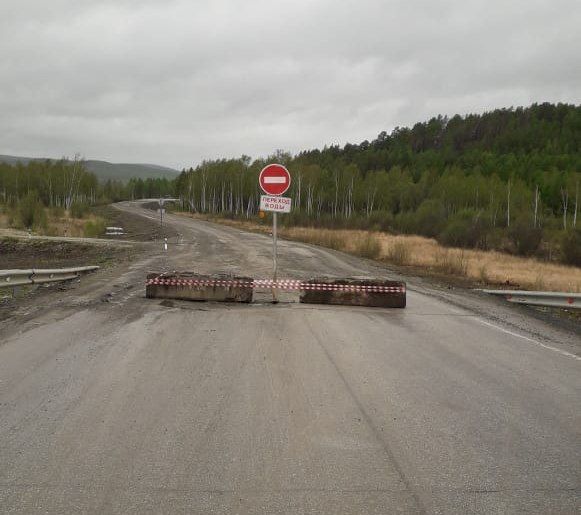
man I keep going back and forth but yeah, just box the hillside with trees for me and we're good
[0,155,179,181]
[175,103,581,265]
[0,157,174,234]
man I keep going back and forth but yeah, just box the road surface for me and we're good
[1,201,579,514]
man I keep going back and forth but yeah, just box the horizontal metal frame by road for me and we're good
[481,289,580,309]
[0,266,99,288]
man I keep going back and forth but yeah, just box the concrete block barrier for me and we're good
[299,277,406,308]
[146,273,253,303]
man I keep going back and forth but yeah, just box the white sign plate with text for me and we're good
[260,195,292,213]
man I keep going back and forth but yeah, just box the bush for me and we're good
[413,199,447,237]
[434,249,468,276]
[70,202,89,218]
[437,210,490,249]
[392,211,416,235]
[508,217,542,256]
[18,191,47,230]
[84,218,106,238]
[366,211,394,232]
[355,233,382,259]
[561,229,581,266]
[50,205,65,218]
[387,239,411,265]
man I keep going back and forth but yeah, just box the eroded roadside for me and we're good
[0,202,178,317]
[0,203,173,324]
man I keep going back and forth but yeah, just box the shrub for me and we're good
[413,199,447,237]
[50,205,65,218]
[508,217,542,256]
[366,211,395,232]
[70,202,89,218]
[387,239,411,265]
[84,218,106,238]
[561,229,581,266]
[392,211,416,235]
[434,249,468,276]
[18,191,47,230]
[355,233,382,259]
[478,265,489,283]
[437,210,490,249]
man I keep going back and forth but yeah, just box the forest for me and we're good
[1,103,579,265]
[0,157,174,232]
[174,103,581,265]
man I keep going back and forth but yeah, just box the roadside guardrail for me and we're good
[481,289,580,309]
[0,266,99,288]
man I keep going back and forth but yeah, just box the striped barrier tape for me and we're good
[146,277,405,293]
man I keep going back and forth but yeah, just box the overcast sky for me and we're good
[1,0,580,169]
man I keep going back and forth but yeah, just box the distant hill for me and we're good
[0,155,179,181]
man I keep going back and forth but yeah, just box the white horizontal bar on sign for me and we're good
[263,177,287,184]
[260,195,292,213]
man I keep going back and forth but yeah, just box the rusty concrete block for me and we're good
[299,277,406,308]
[146,272,253,303]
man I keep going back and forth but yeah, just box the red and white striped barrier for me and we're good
[146,277,406,294]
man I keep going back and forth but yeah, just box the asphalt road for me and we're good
[1,201,579,514]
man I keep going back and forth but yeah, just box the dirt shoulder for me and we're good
[0,232,146,322]
[0,236,136,269]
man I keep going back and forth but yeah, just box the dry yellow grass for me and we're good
[177,213,581,292]
[46,214,92,237]
[0,213,10,229]
[375,233,581,292]
[0,208,104,238]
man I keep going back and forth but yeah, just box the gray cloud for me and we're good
[1,0,580,168]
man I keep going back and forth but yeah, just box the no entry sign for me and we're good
[259,163,292,303]
[259,164,291,196]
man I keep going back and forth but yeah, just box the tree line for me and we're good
[0,158,175,207]
[0,157,175,229]
[1,103,579,264]
[174,103,580,264]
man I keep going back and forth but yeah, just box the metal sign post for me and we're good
[272,212,278,302]
[259,164,291,304]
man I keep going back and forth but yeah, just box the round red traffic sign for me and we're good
[259,164,291,196]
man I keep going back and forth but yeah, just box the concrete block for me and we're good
[146,273,253,303]
[299,277,406,308]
